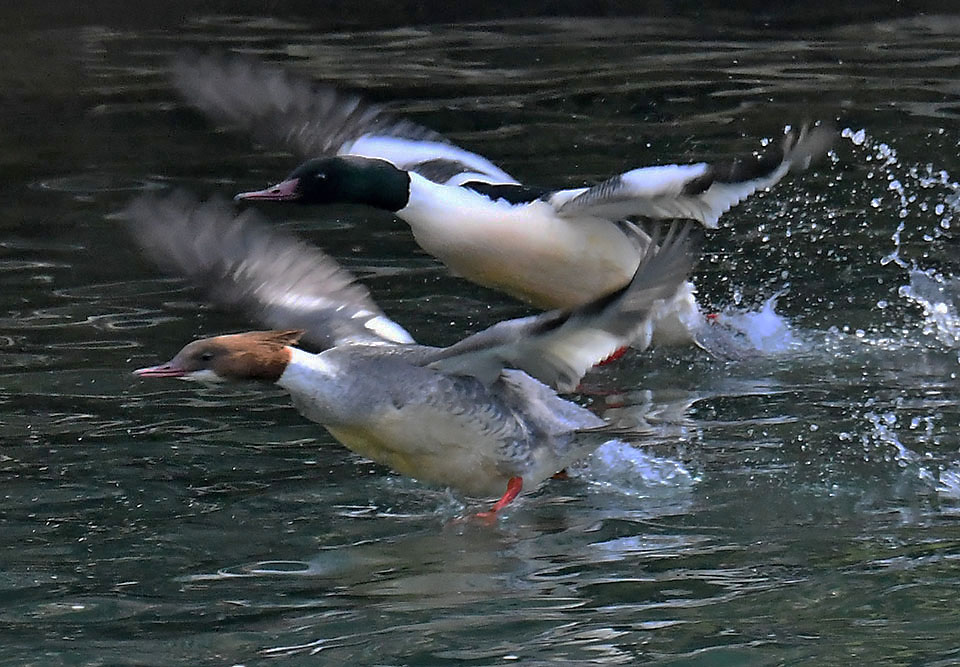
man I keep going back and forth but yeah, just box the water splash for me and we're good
[697,293,801,358]
[841,127,959,353]
[863,410,921,468]
[574,439,697,497]
[899,268,960,349]
[936,465,960,501]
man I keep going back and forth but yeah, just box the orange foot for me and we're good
[474,476,523,520]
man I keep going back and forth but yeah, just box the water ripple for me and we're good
[4,12,960,666]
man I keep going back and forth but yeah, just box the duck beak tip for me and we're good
[133,364,187,378]
[234,178,299,202]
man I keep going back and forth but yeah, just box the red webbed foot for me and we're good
[473,476,523,521]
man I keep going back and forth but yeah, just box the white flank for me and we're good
[539,329,624,393]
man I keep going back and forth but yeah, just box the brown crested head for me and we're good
[134,330,305,383]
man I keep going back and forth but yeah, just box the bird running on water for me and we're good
[129,191,696,515]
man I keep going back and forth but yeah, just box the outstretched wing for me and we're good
[550,124,835,228]
[425,223,696,392]
[125,191,414,350]
[172,52,517,185]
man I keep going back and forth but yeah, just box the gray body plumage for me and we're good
[128,192,693,498]
[281,347,603,496]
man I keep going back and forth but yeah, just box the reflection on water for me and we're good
[1,9,960,665]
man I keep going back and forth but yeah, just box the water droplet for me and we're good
[845,128,867,146]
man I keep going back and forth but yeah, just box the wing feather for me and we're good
[425,223,696,392]
[172,52,516,184]
[553,124,835,228]
[126,191,414,350]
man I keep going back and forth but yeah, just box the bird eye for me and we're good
[199,351,214,362]
[315,173,327,181]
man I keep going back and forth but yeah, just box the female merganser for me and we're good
[173,53,834,349]
[129,191,694,514]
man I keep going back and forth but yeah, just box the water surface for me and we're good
[2,9,960,665]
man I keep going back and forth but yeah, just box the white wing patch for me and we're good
[619,164,711,197]
[341,135,517,184]
[552,158,794,229]
[364,315,416,344]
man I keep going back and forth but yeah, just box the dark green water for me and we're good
[2,8,959,665]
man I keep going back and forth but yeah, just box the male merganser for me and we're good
[129,191,694,514]
[173,53,834,349]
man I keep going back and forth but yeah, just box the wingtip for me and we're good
[169,47,210,98]
[785,122,837,172]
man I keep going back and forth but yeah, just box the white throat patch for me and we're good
[181,369,227,384]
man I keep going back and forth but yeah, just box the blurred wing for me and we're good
[552,124,835,228]
[126,191,414,349]
[426,223,696,392]
[172,52,517,185]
